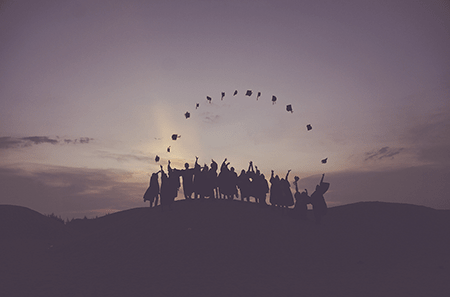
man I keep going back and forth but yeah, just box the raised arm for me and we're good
[220,158,228,171]
[285,169,291,180]
[194,156,200,169]
[320,173,325,185]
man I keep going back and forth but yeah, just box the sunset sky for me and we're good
[1,0,449,218]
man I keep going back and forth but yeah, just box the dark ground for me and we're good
[1,200,450,297]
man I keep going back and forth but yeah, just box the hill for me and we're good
[1,200,449,297]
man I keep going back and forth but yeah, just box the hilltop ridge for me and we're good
[1,200,449,297]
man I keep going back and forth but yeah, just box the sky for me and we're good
[1,0,449,219]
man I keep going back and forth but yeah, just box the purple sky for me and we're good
[1,0,449,218]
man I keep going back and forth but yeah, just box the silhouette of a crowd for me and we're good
[144,158,330,223]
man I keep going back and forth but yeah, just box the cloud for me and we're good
[364,147,404,161]
[97,151,154,163]
[0,136,94,149]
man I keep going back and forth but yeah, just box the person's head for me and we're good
[231,167,235,172]
[294,176,299,182]
[241,169,245,174]
[184,163,189,169]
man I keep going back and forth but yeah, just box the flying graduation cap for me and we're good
[272,95,277,104]
[306,124,312,131]
[167,146,171,152]
[233,90,238,96]
[206,96,212,103]
[184,111,190,119]
[155,155,160,162]
[245,90,253,96]
[321,158,328,164]
[196,103,199,109]
[221,92,225,100]
[257,92,261,100]
[286,104,293,113]
[171,134,180,140]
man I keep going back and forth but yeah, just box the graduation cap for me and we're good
[184,112,190,119]
[257,92,261,100]
[155,155,160,162]
[171,134,180,140]
[306,124,312,131]
[233,90,238,96]
[286,104,293,113]
[221,92,225,100]
[167,146,171,152]
[272,95,277,104]
[196,103,199,109]
[245,90,252,96]
[206,96,212,103]
[321,158,328,164]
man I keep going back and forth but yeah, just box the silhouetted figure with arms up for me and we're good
[310,174,329,224]
[292,176,309,220]
[246,161,257,202]
[218,158,231,199]
[193,157,202,199]
[143,170,160,207]
[254,165,269,206]
[210,159,219,199]
[279,170,294,211]
[180,158,195,200]
[159,165,171,211]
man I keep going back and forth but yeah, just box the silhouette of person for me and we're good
[143,171,160,207]
[292,176,309,220]
[310,174,329,224]
[192,157,202,199]
[279,170,294,209]
[254,167,269,206]
[197,164,211,199]
[210,159,219,199]
[246,161,257,202]
[159,165,171,211]
[237,169,250,202]
[218,158,231,199]
[180,158,195,200]
[269,170,282,207]
[160,161,180,211]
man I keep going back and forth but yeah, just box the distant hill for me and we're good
[1,200,449,297]
[0,204,66,240]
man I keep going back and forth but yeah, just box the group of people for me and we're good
[143,158,329,223]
